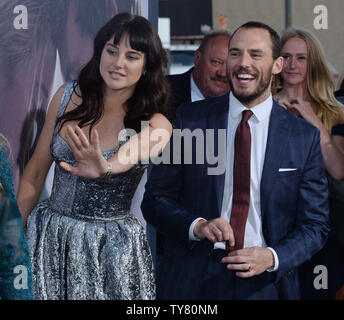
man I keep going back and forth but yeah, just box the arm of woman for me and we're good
[60,113,173,178]
[17,86,65,226]
[288,98,344,180]
[322,132,344,180]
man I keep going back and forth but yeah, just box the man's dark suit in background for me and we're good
[167,30,231,113]
[167,68,192,112]
[335,88,344,105]
[155,31,231,264]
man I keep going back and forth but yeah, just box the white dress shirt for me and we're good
[189,92,279,271]
[190,73,205,102]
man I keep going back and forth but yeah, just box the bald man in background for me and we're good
[167,30,231,112]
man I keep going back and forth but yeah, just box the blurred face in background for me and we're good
[192,35,230,98]
[281,37,308,87]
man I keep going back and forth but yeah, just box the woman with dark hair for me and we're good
[0,134,32,300]
[0,0,122,185]
[17,13,172,300]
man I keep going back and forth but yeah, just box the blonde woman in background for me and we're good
[275,28,344,300]
[0,134,32,299]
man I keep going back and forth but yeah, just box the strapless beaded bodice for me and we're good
[48,133,147,222]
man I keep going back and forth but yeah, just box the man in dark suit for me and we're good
[154,30,232,265]
[167,30,231,112]
[142,21,329,300]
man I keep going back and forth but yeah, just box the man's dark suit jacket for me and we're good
[167,68,193,113]
[335,88,344,105]
[142,93,330,300]
[154,68,194,257]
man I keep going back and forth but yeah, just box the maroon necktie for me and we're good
[226,110,253,253]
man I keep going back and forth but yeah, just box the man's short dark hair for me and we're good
[198,30,231,54]
[230,21,281,59]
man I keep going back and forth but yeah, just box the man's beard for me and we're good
[228,65,273,105]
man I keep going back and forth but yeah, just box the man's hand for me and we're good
[221,247,275,278]
[193,217,235,246]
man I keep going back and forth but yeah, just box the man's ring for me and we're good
[247,263,251,271]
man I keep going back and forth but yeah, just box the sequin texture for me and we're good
[26,82,155,300]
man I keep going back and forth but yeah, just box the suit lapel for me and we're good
[185,70,192,102]
[207,95,229,217]
[180,68,192,103]
[260,102,289,221]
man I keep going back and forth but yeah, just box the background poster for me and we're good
[0,0,157,229]
[0,0,148,189]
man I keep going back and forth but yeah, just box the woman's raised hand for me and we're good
[59,125,108,179]
[278,98,301,117]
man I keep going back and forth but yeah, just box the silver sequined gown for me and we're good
[26,82,155,300]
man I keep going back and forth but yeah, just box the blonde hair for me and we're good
[0,134,13,196]
[0,134,8,195]
[0,133,9,148]
[0,133,8,147]
[0,133,12,159]
[280,28,343,132]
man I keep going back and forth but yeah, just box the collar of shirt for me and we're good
[229,91,273,123]
[190,73,205,102]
